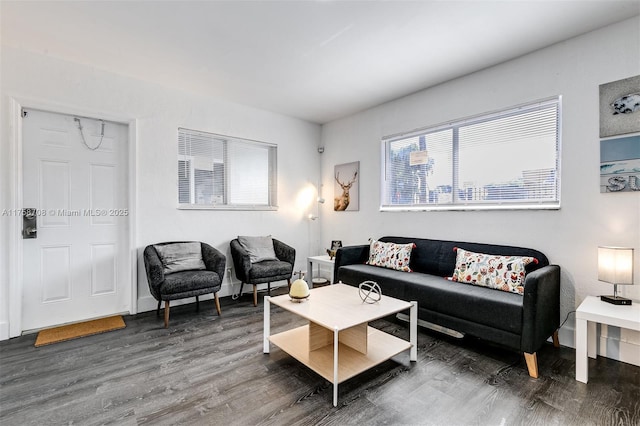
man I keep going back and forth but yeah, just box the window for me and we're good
[381,97,560,211]
[178,128,277,209]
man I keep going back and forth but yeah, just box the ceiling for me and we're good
[2,1,639,124]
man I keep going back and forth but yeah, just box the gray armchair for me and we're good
[230,237,295,306]
[143,241,225,328]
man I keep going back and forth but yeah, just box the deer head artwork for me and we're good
[334,170,358,211]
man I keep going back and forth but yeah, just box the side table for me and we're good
[307,255,335,288]
[575,295,640,383]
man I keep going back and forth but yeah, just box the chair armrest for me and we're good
[143,245,165,300]
[333,244,370,284]
[201,243,226,280]
[273,239,296,266]
[230,239,251,282]
[521,264,561,353]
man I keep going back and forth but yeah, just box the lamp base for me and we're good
[600,295,633,305]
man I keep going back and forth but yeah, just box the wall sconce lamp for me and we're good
[598,246,634,305]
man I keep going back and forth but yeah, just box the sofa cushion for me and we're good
[405,277,524,334]
[367,239,415,272]
[337,264,409,300]
[238,235,278,263]
[452,248,537,295]
[153,242,206,275]
[338,264,523,334]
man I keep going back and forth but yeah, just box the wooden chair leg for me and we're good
[253,285,258,307]
[164,301,170,328]
[524,352,539,378]
[552,330,560,348]
[214,293,221,316]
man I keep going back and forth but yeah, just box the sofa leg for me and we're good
[524,352,539,378]
[287,278,291,290]
[156,300,161,317]
[196,295,200,311]
[214,293,222,316]
[268,282,271,296]
[253,285,258,307]
[164,301,170,328]
[552,330,560,348]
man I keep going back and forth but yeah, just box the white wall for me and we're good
[0,47,322,338]
[1,16,638,367]
[319,17,640,365]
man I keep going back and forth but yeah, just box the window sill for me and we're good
[380,203,560,212]
[178,204,278,211]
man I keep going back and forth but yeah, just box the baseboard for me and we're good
[0,321,9,341]
[598,337,640,366]
[0,280,278,336]
[555,325,575,349]
[136,280,289,313]
[598,324,640,367]
[556,324,640,367]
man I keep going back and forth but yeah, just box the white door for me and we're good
[21,109,130,331]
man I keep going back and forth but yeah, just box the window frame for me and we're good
[380,97,562,212]
[177,128,278,211]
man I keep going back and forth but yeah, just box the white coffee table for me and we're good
[263,283,417,406]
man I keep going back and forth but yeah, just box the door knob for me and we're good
[22,208,37,239]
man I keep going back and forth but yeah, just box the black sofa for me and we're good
[334,236,561,378]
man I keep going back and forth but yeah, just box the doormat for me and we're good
[34,315,126,347]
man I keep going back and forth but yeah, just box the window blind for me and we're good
[178,128,277,209]
[381,97,560,210]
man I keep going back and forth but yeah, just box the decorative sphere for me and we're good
[358,281,382,304]
[289,278,310,302]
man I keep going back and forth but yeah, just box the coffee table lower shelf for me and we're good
[269,324,411,385]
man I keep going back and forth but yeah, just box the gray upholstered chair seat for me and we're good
[144,241,226,328]
[161,270,222,298]
[248,261,293,283]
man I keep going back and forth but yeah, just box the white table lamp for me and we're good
[598,246,634,305]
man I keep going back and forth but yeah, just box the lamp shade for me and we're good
[598,246,634,285]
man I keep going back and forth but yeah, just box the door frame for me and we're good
[8,96,138,337]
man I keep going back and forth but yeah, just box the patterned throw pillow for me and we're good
[451,248,537,295]
[366,239,415,272]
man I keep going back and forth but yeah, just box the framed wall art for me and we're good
[600,135,640,193]
[599,75,640,138]
[334,161,359,211]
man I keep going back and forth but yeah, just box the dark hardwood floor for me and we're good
[1,287,639,426]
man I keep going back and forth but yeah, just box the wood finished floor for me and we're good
[1,287,639,426]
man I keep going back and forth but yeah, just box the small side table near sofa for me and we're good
[575,296,640,383]
[307,255,335,287]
